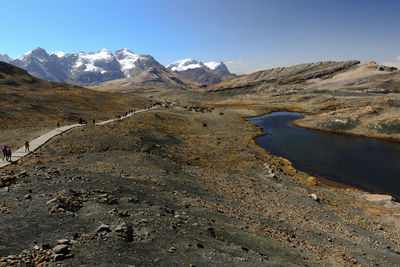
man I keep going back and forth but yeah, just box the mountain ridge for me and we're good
[0,48,234,87]
[166,58,235,85]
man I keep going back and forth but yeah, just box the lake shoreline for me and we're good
[247,110,400,202]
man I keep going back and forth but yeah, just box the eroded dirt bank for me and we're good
[1,105,400,266]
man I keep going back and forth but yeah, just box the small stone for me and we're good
[24,194,32,200]
[96,224,111,233]
[167,247,176,253]
[57,239,69,244]
[46,198,57,204]
[309,193,319,202]
[52,244,69,254]
[196,243,204,248]
[33,245,40,250]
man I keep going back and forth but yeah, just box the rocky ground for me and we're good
[1,104,400,266]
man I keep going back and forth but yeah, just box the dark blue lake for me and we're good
[247,112,400,200]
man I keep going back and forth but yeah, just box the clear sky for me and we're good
[1,0,400,73]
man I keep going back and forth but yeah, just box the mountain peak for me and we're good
[166,58,203,71]
[0,54,13,63]
[19,47,48,60]
[166,58,234,85]
[204,61,222,70]
[116,48,135,54]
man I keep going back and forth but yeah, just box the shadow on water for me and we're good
[247,112,400,200]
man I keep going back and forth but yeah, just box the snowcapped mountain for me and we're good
[167,59,204,71]
[115,48,162,77]
[8,47,162,85]
[166,58,234,85]
[0,54,12,63]
[4,48,235,87]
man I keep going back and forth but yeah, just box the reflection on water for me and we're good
[247,112,400,199]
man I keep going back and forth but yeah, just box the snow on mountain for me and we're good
[0,54,12,63]
[115,49,140,77]
[204,61,222,70]
[50,51,67,58]
[73,49,116,74]
[19,50,32,60]
[8,47,164,85]
[166,58,234,85]
[166,59,204,71]
[7,47,233,86]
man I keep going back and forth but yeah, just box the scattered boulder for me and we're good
[57,239,69,245]
[52,244,69,254]
[167,247,176,253]
[309,193,320,202]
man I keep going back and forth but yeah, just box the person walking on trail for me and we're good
[79,117,83,124]
[25,140,30,152]
[57,121,60,128]
[93,119,96,125]
[2,145,6,161]
[5,146,11,162]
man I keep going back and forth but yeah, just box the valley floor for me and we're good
[0,105,400,266]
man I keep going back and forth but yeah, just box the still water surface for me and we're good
[247,112,400,200]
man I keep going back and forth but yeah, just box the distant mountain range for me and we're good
[0,48,234,87]
[166,58,235,85]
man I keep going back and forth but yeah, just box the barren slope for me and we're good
[90,66,201,92]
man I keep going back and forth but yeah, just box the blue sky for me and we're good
[1,0,400,73]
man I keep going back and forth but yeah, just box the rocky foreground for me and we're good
[1,105,400,266]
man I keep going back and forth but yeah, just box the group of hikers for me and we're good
[115,109,136,120]
[2,146,12,162]
[2,141,30,162]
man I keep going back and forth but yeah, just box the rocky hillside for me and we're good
[211,60,361,90]
[166,58,235,85]
[0,62,148,128]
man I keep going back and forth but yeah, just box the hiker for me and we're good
[79,117,83,124]
[57,121,60,128]
[93,119,96,125]
[6,146,11,162]
[25,140,30,152]
[2,145,6,161]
